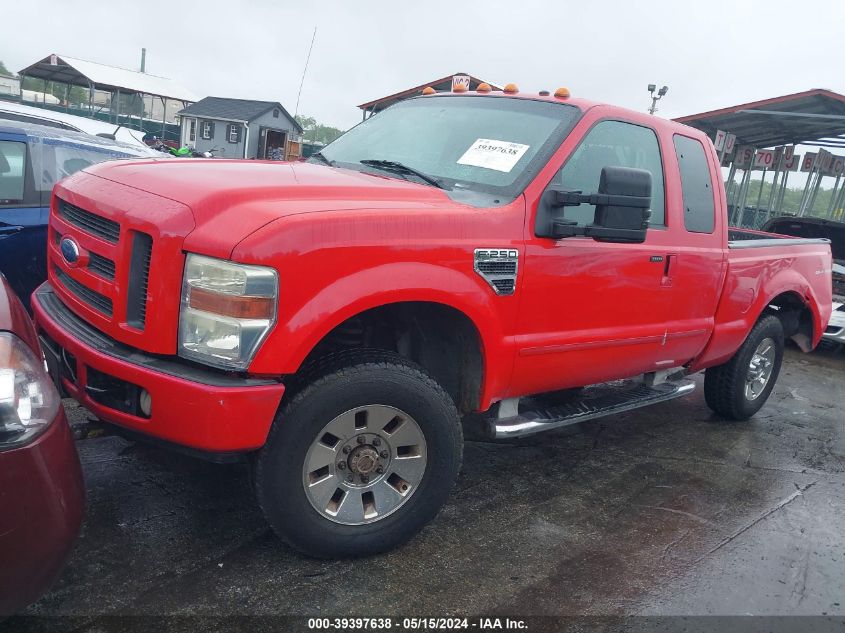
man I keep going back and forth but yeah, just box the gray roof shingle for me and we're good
[177,97,302,131]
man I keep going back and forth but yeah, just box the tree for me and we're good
[295,114,343,145]
[0,60,10,76]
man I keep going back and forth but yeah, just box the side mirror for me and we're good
[536,166,652,243]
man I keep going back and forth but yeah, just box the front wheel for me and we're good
[254,350,462,558]
[704,314,784,420]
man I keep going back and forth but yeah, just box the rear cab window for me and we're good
[673,134,715,233]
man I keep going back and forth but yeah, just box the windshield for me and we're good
[319,95,581,204]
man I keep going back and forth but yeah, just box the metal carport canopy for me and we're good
[18,54,198,102]
[674,88,845,148]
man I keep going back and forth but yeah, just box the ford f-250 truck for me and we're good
[31,87,833,557]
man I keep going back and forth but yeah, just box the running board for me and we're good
[488,381,696,439]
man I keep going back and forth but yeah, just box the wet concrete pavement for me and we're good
[7,344,845,628]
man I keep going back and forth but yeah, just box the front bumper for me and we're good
[32,283,286,452]
[823,303,845,345]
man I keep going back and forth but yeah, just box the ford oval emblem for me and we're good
[60,237,80,265]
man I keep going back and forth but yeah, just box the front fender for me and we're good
[247,262,514,407]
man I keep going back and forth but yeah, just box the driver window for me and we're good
[0,141,26,204]
[557,120,665,226]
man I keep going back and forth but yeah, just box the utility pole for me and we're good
[647,84,669,115]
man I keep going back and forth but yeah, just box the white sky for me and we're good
[4,0,845,132]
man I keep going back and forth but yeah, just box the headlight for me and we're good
[0,332,60,449]
[178,254,278,370]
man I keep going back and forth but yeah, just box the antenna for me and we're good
[294,27,317,118]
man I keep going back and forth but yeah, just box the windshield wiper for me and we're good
[310,151,335,166]
[360,159,446,189]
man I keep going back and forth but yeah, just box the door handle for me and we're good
[661,254,677,287]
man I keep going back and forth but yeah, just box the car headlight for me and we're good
[178,254,278,370]
[0,332,60,449]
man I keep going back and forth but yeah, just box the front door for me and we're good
[509,116,675,397]
[0,132,47,307]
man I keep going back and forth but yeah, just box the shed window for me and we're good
[228,124,241,144]
[273,109,280,118]
[674,135,716,234]
[201,121,214,140]
[188,119,196,143]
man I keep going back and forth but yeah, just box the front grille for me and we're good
[88,252,116,280]
[126,232,153,329]
[54,266,113,317]
[57,198,120,243]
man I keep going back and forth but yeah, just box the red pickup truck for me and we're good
[32,88,832,557]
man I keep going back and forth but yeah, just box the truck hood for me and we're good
[83,158,453,258]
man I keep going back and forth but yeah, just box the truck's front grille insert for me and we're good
[126,232,153,329]
[88,252,116,280]
[54,266,113,317]
[57,199,120,243]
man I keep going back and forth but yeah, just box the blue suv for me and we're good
[0,121,153,306]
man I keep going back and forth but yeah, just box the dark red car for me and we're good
[0,272,84,616]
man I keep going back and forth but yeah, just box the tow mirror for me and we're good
[536,166,652,243]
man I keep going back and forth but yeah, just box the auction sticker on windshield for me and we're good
[457,139,530,172]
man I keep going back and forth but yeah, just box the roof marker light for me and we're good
[539,90,550,96]
[554,87,571,98]
[476,83,492,93]
[503,83,519,94]
[422,86,436,95]
[453,83,468,93]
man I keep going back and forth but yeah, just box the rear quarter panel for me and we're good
[690,240,832,371]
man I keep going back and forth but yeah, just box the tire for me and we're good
[704,315,784,420]
[254,349,462,558]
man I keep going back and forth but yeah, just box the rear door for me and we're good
[0,131,48,306]
[510,110,677,397]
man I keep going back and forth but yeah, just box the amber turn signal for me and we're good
[554,87,571,98]
[476,83,492,93]
[503,83,519,94]
[189,286,274,319]
[421,86,436,95]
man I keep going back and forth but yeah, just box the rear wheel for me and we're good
[254,350,462,558]
[704,315,784,420]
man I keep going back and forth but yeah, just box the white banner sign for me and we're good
[713,130,727,151]
[451,75,470,92]
[753,150,776,169]
[724,133,736,154]
[733,146,755,168]
[800,153,817,172]
[783,154,800,172]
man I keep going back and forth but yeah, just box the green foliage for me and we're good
[295,114,343,145]
[0,60,10,76]
[738,178,843,218]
